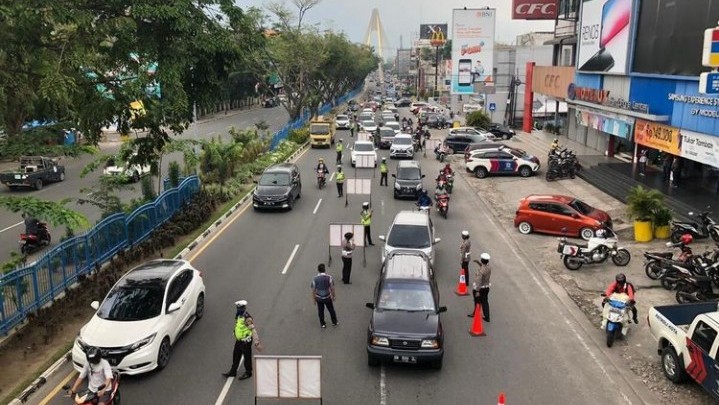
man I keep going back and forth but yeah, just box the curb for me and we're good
[9,140,310,404]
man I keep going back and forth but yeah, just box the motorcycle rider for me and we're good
[416,189,433,209]
[436,169,448,184]
[68,346,113,405]
[316,158,329,179]
[549,138,560,155]
[434,183,449,211]
[604,273,639,324]
[441,163,454,177]
[22,212,40,239]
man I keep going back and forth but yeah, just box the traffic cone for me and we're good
[498,392,506,405]
[469,304,485,336]
[455,270,468,296]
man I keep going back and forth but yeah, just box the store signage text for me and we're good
[668,93,719,119]
[605,97,649,113]
[512,0,558,20]
[567,84,610,104]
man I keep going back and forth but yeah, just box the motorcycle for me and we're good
[19,223,51,254]
[545,149,580,181]
[644,241,694,280]
[601,292,632,348]
[63,371,121,405]
[445,174,454,194]
[670,211,719,243]
[436,194,449,219]
[317,170,327,189]
[674,274,719,303]
[435,146,448,162]
[557,228,631,270]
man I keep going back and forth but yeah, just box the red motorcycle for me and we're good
[64,371,121,405]
[19,222,51,254]
[436,194,449,219]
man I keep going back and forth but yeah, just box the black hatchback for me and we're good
[252,163,301,210]
[392,161,425,199]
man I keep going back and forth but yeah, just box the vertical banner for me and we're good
[576,0,633,73]
[451,9,496,95]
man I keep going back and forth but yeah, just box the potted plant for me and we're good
[626,185,663,242]
[652,205,673,239]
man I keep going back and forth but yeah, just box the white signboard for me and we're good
[451,9,496,95]
[681,130,719,168]
[356,155,376,168]
[346,178,372,195]
[329,224,365,247]
[576,0,633,74]
[255,355,321,399]
[358,132,373,142]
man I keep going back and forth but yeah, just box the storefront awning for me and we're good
[543,35,577,46]
[567,99,669,122]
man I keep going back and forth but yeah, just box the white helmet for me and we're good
[480,253,490,262]
[235,300,248,307]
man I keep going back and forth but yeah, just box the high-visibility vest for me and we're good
[234,315,253,341]
[336,143,343,152]
[336,172,346,183]
[380,162,388,173]
[361,210,371,225]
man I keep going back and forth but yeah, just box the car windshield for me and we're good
[354,143,374,152]
[377,281,435,311]
[259,172,291,186]
[570,199,594,215]
[393,137,412,145]
[97,282,164,321]
[380,129,395,137]
[362,120,375,127]
[468,134,488,143]
[309,124,329,135]
[337,115,348,120]
[386,123,400,130]
[387,224,430,248]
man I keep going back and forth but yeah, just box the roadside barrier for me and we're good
[498,392,506,405]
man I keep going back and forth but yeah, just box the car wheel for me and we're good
[195,293,205,320]
[34,179,43,190]
[368,355,380,367]
[579,227,595,240]
[661,346,687,383]
[60,172,66,181]
[518,166,531,177]
[517,221,533,235]
[288,196,295,210]
[157,337,171,370]
[296,187,301,199]
[474,167,488,179]
[503,134,510,140]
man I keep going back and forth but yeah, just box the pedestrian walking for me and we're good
[336,166,345,197]
[222,300,262,380]
[311,264,338,328]
[360,202,375,246]
[379,157,388,186]
[336,139,344,164]
[671,157,681,188]
[638,149,647,176]
[662,155,673,182]
[468,253,492,322]
[341,232,355,284]
[459,230,471,287]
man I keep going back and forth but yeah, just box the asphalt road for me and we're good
[0,105,290,263]
[29,108,661,404]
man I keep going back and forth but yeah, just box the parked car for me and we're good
[335,114,351,130]
[484,123,516,140]
[444,132,492,154]
[365,250,446,369]
[379,210,440,263]
[0,156,65,190]
[392,160,425,199]
[465,147,540,178]
[351,140,378,167]
[448,127,495,140]
[377,127,396,149]
[103,155,151,183]
[513,194,613,240]
[410,102,429,114]
[72,259,205,375]
[252,163,302,210]
[396,98,412,107]
[390,134,415,159]
[463,142,508,162]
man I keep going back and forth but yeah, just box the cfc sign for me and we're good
[512,0,558,20]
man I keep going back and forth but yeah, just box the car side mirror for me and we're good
[391,174,396,178]
[167,301,182,313]
[366,303,375,309]
[378,235,386,241]
[438,306,447,313]
[421,174,426,178]
[433,238,441,244]
[90,301,100,310]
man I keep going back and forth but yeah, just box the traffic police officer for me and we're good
[336,139,344,164]
[360,202,374,246]
[335,166,345,197]
[379,157,388,186]
[223,300,262,380]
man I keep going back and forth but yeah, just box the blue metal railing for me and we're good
[0,175,200,335]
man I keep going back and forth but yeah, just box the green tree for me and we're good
[199,136,245,189]
[466,110,492,129]
[0,196,88,230]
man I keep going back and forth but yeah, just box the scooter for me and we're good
[644,241,694,280]
[317,170,327,189]
[63,371,121,405]
[19,223,51,254]
[445,174,454,194]
[674,275,719,303]
[601,292,632,348]
[436,194,449,219]
[670,211,719,243]
[557,228,631,270]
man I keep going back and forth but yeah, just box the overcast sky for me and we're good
[236,0,555,53]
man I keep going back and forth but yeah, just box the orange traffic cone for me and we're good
[498,392,506,405]
[469,303,485,336]
[455,270,468,296]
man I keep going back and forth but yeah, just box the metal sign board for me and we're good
[255,355,321,399]
[489,102,496,111]
[703,28,719,67]
[329,224,365,247]
[346,178,372,195]
[356,155,376,168]
[699,72,719,94]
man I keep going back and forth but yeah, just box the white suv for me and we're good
[379,210,440,264]
[351,141,378,167]
[389,134,414,159]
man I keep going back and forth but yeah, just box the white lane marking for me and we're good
[313,199,323,215]
[380,365,387,405]
[281,244,300,274]
[214,357,244,405]
[0,221,22,234]
[381,199,385,216]
[329,171,335,182]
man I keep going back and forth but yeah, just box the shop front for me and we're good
[530,65,574,131]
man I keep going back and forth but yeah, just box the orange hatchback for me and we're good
[514,194,612,240]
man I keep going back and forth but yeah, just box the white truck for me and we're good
[648,302,719,400]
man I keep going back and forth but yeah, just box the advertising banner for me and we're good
[576,108,633,139]
[634,120,681,155]
[451,9,495,95]
[419,24,448,41]
[576,0,633,74]
[680,130,719,168]
[512,0,558,20]
[532,66,575,99]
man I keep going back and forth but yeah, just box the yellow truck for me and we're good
[309,116,335,148]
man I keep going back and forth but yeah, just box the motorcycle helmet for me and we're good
[680,233,693,245]
[86,346,102,365]
[615,273,626,285]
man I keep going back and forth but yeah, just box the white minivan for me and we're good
[379,210,441,264]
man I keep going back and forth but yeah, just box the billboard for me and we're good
[512,0,558,20]
[532,66,575,99]
[576,0,633,74]
[419,24,448,41]
[451,9,496,95]
[633,0,719,76]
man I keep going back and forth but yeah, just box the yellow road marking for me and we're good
[38,371,76,405]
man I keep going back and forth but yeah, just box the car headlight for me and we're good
[75,335,88,351]
[129,333,156,351]
[394,183,401,190]
[21,175,27,179]
[421,339,439,349]
[371,336,390,346]
[416,184,422,189]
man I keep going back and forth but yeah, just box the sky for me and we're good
[236,0,555,54]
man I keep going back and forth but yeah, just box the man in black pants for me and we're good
[223,300,262,380]
[311,264,338,328]
[468,254,492,322]
[459,230,471,287]
[341,232,355,284]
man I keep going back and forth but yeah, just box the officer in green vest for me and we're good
[360,202,374,245]
[335,166,345,197]
[350,121,356,138]
[222,300,262,380]
[336,139,344,164]
[379,157,388,186]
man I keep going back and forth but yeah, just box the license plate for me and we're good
[393,355,417,364]
[14,175,21,179]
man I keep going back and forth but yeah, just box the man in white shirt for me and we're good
[68,346,113,405]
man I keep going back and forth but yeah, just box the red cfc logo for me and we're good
[512,0,558,20]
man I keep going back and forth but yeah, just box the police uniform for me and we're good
[361,206,374,245]
[223,301,260,380]
[336,142,343,164]
[336,169,345,197]
[379,160,388,186]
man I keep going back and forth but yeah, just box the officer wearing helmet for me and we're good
[604,273,638,324]
[223,300,262,380]
[360,202,374,245]
[459,231,471,287]
[469,253,492,322]
[68,346,113,404]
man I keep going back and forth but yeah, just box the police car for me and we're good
[465,146,540,178]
